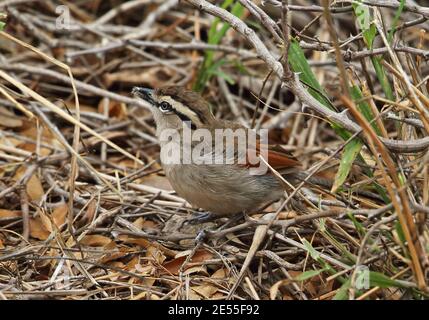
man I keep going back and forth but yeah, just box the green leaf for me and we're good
[194,1,244,92]
[302,239,320,261]
[388,0,405,43]
[352,1,394,101]
[364,24,377,49]
[351,85,381,134]
[395,220,406,245]
[288,39,333,110]
[371,56,394,101]
[332,139,363,193]
[346,212,366,238]
[352,1,375,48]
[294,268,328,282]
[0,21,5,31]
[369,271,406,288]
[289,39,389,203]
[213,69,235,84]
[333,279,351,300]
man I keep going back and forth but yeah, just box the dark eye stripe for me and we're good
[173,110,196,130]
[170,94,206,124]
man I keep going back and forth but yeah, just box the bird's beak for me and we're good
[132,87,155,106]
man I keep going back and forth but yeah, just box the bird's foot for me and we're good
[185,211,218,225]
[194,229,208,243]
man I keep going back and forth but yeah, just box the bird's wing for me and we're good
[239,136,300,170]
[208,122,301,170]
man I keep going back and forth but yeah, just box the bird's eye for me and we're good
[159,101,172,112]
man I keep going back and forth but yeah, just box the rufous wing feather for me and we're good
[244,141,300,170]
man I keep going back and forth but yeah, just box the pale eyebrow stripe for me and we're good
[160,95,203,126]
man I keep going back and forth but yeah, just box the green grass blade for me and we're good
[294,267,329,282]
[194,1,244,92]
[388,0,405,43]
[333,279,351,300]
[289,39,334,110]
[369,271,406,288]
[289,39,388,200]
[371,56,394,101]
[352,1,394,101]
[346,212,366,238]
[332,139,363,193]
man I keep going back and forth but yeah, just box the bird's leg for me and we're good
[186,210,246,225]
[185,211,218,225]
[194,228,208,243]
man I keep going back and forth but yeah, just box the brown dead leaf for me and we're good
[163,249,213,275]
[125,255,140,270]
[278,211,298,219]
[142,219,158,230]
[0,209,21,218]
[12,167,44,202]
[192,284,218,299]
[100,247,129,264]
[18,142,51,156]
[132,217,159,231]
[187,290,202,300]
[132,217,145,230]
[211,268,226,279]
[118,235,176,257]
[183,265,208,276]
[85,131,127,147]
[29,206,67,240]
[102,67,173,88]
[26,173,44,201]
[146,245,166,265]
[20,123,53,141]
[0,238,4,249]
[270,279,292,300]
[82,199,97,223]
[52,204,68,228]
[98,99,127,119]
[29,218,50,240]
[80,234,113,247]
[0,108,23,128]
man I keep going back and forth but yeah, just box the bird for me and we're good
[132,86,307,221]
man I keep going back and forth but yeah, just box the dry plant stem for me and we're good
[321,0,350,98]
[0,85,34,119]
[0,70,143,165]
[281,0,292,79]
[224,127,362,298]
[0,32,83,225]
[1,0,428,300]
[373,14,429,133]
[0,163,37,199]
[251,69,274,128]
[66,40,257,60]
[185,0,429,153]
[264,0,429,17]
[350,214,398,298]
[32,106,118,194]
[226,213,273,300]
[91,0,154,26]
[0,63,150,110]
[238,0,282,43]
[341,95,426,290]
[19,182,30,241]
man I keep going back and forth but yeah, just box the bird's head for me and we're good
[132,86,215,132]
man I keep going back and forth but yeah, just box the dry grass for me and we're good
[0,0,428,300]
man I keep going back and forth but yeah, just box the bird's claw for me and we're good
[185,212,217,225]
